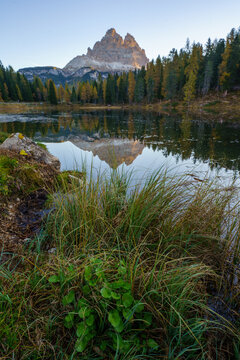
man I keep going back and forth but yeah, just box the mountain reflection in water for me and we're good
[1,110,240,180]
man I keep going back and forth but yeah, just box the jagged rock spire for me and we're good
[64,28,149,72]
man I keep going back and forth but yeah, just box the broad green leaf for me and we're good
[111,291,121,300]
[79,306,91,319]
[48,275,59,283]
[85,330,96,342]
[76,322,88,337]
[86,314,95,327]
[108,309,121,328]
[135,302,144,313]
[122,293,133,308]
[84,266,92,281]
[122,308,133,320]
[62,290,75,306]
[64,312,74,329]
[115,321,124,333]
[88,278,98,286]
[75,336,89,352]
[101,287,111,299]
[78,298,88,309]
[111,280,131,290]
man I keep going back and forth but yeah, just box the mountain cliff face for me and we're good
[64,28,149,73]
[18,66,109,86]
[19,29,149,84]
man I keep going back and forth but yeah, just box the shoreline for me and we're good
[0,91,240,118]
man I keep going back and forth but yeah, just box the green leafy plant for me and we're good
[49,257,159,356]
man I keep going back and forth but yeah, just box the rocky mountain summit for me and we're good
[64,28,149,73]
[19,29,149,85]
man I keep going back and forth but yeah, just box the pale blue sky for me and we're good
[1,0,240,70]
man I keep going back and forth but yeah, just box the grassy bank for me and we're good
[1,91,240,118]
[1,167,240,359]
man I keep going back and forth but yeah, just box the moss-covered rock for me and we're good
[0,150,59,198]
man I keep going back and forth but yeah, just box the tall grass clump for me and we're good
[1,168,240,359]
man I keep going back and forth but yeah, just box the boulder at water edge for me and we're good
[0,133,60,170]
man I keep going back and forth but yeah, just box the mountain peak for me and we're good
[124,33,138,47]
[125,32,135,40]
[20,29,149,84]
[64,29,149,73]
[105,28,117,36]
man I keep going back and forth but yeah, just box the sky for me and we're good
[1,0,240,71]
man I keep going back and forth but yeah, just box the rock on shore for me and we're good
[0,133,60,170]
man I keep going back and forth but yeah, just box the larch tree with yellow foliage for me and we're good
[128,71,135,104]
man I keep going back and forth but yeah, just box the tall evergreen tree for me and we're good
[48,79,58,105]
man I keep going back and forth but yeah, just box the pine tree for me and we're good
[106,75,115,104]
[97,75,103,104]
[70,86,77,103]
[154,56,163,100]
[77,82,82,102]
[48,80,58,104]
[219,30,235,90]
[134,74,145,103]
[227,29,240,89]
[145,61,155,103]
[183,43,202,103]
[211,39,225,89]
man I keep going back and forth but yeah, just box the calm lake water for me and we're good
[1,110,240,186]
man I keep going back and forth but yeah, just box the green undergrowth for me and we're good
[1,169,240,359]
[36,142,47,150]
[0,153,57,197]
[0,131,9,144]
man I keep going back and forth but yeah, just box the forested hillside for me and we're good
[0,27,239,105]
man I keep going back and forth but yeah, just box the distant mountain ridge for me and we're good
[19,28,149,85]
[18,66,110,85]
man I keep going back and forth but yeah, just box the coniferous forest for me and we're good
[0,27,240,105]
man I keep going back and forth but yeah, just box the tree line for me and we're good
[1,27,240,105]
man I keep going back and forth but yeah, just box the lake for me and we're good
[1,109,240,186]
